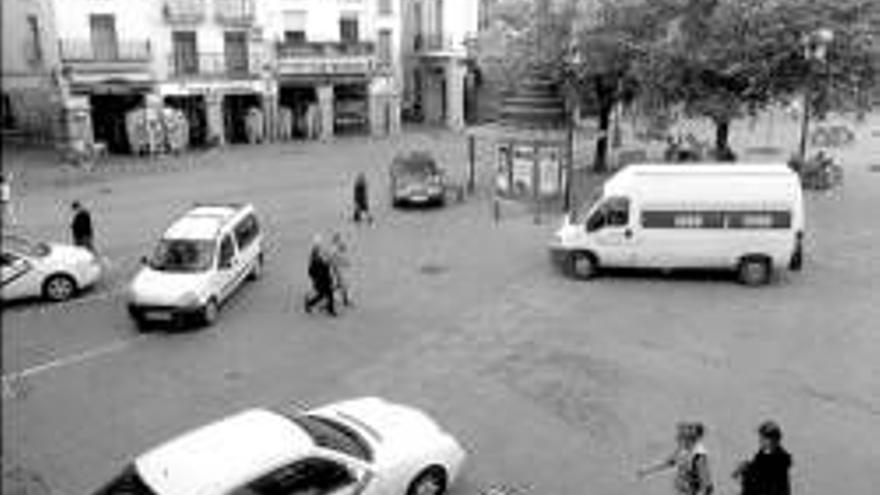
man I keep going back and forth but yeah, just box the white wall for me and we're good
[2,0,58,77]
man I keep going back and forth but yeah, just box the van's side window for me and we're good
[219,235,236,268]
[587,197,629,231]
[234,214,260,250]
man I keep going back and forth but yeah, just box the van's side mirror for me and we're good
[140,256,149,265]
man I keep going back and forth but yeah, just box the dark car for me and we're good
[389,151,446,207]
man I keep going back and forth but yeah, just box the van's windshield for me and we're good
[570,187,603,223]
[149,239,215,273]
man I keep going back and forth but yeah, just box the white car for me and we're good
[127,203,263,328]
[1,234,102,302]
[92,397,467,495]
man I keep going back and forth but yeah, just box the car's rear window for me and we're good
[93,465,159,495]
[392,154,438,176]
[289,414,374,462]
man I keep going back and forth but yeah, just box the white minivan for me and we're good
[128,203,263,328]
[549,164,804,286]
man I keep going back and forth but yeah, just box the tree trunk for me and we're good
[593,101,613,173]
[714,118,730,152]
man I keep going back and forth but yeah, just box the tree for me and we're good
[634,0,880,153]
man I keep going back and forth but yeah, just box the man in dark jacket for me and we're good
[304,239,336,316]
[71,201,95,251]
[353,173,373,224]
[733,421,792,495]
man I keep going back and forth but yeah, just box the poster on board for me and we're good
[537,146,560,195]
[512,145,535,197]
[496,144,511,194]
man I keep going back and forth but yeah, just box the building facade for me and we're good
[1,0,61,143]
[1,0,405,153]
[401,0,479,130]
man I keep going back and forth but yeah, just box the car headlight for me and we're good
[178,291,201,308]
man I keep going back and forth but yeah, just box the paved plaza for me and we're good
[2,119,880,495]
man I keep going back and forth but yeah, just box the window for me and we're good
[283,10,307,44]
[172,31,198,75]
[378,29,392,66]
[218,235,236,268]
[233,214,260,250]
[339,13,359,43]
[246,458,356,495]
[641,210,791,230]
[379,0,393,15]
[26,15,43,66]
[150,239,215,273]
[89,14,119,61]
[587,197,630,232]
[224,31,249,75]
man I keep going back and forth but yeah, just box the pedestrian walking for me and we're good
[732,421,792,495]
[353,172,373,224]
[638,421,714,495]
[327,231,352,306]
[304,236,337,316]
[70,201,95,252]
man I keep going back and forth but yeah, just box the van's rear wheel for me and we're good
[738,257,772,286]
[569,251,598,280]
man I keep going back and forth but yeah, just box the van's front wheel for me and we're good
[738,257,772,286]
[569,251,598,280]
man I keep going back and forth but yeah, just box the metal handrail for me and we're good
[59,39,152,62]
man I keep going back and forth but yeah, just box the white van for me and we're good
[549,164,804,285]
[128,203,263,328]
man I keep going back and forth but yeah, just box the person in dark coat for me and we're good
[353,173,373,224]
[304,237,337,316]
[733,421,792,495]
[71,201,95,251]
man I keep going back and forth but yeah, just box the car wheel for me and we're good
[202,298,219,326]
[406,467,447,495]
[249,253,264,281]
[42,274,78,302]
[569,251,598,280]
[738,257,772,286]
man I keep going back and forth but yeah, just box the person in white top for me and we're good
[638,421,714,495]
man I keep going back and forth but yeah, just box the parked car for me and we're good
[389,151,447,207]
[92,397,467,495]
[1,233,102,303]
[127,203,263,329]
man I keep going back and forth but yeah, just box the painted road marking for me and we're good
[2,335,148,400]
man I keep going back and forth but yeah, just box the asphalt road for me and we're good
[3,127,879,495]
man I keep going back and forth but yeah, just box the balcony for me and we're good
[167,52,265,79]
[162,0,206,24]
[414,33,477,58]
[59,39,152,73]
[214,0,255,26]
[276,42,378,78]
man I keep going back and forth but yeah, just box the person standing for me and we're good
[304,236,337,316]
[328,231,352,306]
[733,421,792,495]
[353,173,373,224]
[71,201,95,252]
[638,422,714,495]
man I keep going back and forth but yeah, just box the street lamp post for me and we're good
[798,28,834,164]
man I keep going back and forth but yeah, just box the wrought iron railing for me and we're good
[162,0,206,23]
[167,52,264,78]
[59,39,151,62]
[214,0,255,25]
[276,41,376,59]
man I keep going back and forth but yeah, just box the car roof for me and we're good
[163,205,249,241]
[136,409,314,495]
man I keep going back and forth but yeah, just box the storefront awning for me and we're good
[69,73,155,94]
